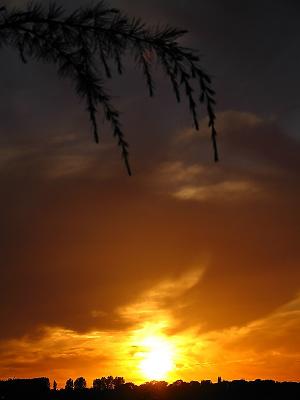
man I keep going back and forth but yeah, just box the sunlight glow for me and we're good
[139,336,174,381]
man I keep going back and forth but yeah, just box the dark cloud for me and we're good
[0,111,299,339]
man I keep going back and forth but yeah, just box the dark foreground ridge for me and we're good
[0,377,300,400]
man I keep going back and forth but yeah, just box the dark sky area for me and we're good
[0,0,299,385]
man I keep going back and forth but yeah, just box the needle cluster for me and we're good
[0,1,218,175]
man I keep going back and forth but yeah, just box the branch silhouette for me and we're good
[0,1,219,175]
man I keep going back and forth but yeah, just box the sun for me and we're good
[139,336,174,381]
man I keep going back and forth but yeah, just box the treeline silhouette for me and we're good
[0,376,299,400]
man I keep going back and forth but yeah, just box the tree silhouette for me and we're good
[65,378,73,391]
[92,376,123,390]
[74,377,86,391]
[0,1,218,175]
[93,378,105,391]
[2,377,300,400]
[113,376,125,389]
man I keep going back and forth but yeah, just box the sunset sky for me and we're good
[0,0,299,387]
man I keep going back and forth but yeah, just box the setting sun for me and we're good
[0,0,299,392]
[139,336,174,381]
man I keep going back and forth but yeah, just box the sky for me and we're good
[0,0,300,387]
